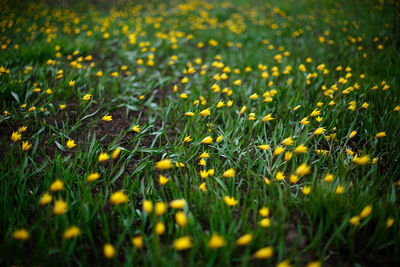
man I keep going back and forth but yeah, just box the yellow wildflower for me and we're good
[110,191,128,205]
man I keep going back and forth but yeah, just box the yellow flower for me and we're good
[216,101,225,108]
[110,191,128,205]
[66,139,76,149]
[185,112,194,116]
[360,205,372,219]
[249,93,258,99]
[335,184,345,194]
[236,233,253,246]
[307,261,322,267]
[111,148,121,160]
[59,104,67,110]
[19,126,27,133]
[259,207,270,217]
[155,202,167,216]
[53,199,68,215]
[155,222,165,235]
[46,88,53,94]
[294,144,307,153]
[181,77,189,84]
[69,80,75,87]
[223,168,235,178]
[262,113,274,122]
[258,145,269,150]
[102,113,112,121]
[302,186,311,195]
[295,163,311,176]
[233,79,242,86]
[132,124,140,133]
[300,117,310,125]
[288,175,298,184]
[314,127,326,135]
[184,135,192,142]
[276,171,285,181]
[259,218,271,227]
[159,175,169,185]
[63,226,81,239]
[87,173,100,182]
[50,179,64,192]
[376,132,386,138]
[201,136,213,144]
[353,155,370,165]
[240,106,247,114]
[324,174,334,183]
[103,244,115,259]
[39,192,52,205]
[173,236,192,250]
[282,137,293,146]
[208,233,225,248]
[199,151,210,158]
[199,182,207,192]
[285,151,293,161]
[155,159,172,170]
[216,135,223,142]
[349,216,360,226]
[277,260,292,267]
[274,146,284,156]
[12,228,29,240]
[11,131,21,142]
[143,200,153,214]
[132,236,143,248]
[175,211,187,227]
[253,246,274,259]
[22,141,32,151]
[83,94,92,101]
[349,130,357,139]
[170,199,186,209]
[386,217,395,228]
[224,196,238,207]
[199,108,211,116]
[98,152,109,162]
[310,108,321,117]
[180,93,188,99]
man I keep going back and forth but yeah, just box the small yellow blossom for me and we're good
[155,159,172,170]
[199,108,211,116]
[259,207,270,217]
[102,113,112,121]
[53,199,68,215]
[111,148,121,160]
[83,94,92,101]
[50,179,64,192]
[223,168,235,178]
[175,211,187,227]
[103,244,115,259]
[63,226,81,239]
[302,186,311,195]
[11,131,21,142]
[12,228,29,240]
[258,144,269,150]
[155,202,167,216]
[349,216,360,226]
[22,141,32,151]
[159,175,169,185]
[208,234,225,248]
[294,144,308,153]
[376,132,386,138]
[224,196,238,207]
[143,200,153,213]
[170,199,186,209]
[173,236,192,250]
[155,222,165,235]
[236,233,253,246]
[132,236,143,248]
[110,191,128,205]
[87,173,100,182]
[98,152,109,162]
[201,136,213,144]
[132,124,140,133]
[360,205,372,219]
[253,246,274,259]
[39,192,52,205]
[66,139,76,149]
[259,218,271,227]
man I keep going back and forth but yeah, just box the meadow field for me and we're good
[1,0,400,266]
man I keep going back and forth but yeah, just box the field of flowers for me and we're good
[1,0,400,266]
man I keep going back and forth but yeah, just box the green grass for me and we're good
[1,0,400,266]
